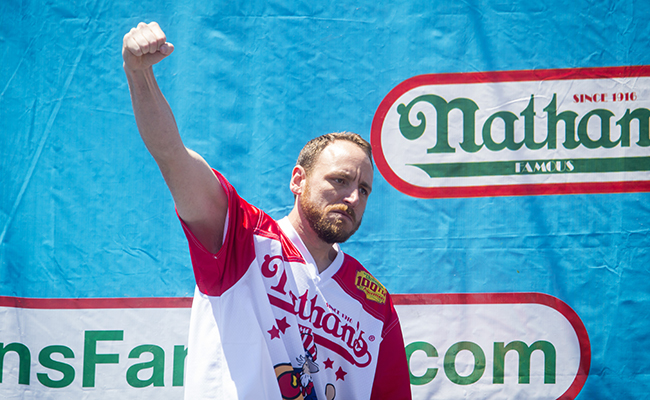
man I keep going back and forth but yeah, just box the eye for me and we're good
[359,187,369,196]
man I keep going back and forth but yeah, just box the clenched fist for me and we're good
[123,22,174,71]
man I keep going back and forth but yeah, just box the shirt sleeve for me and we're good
[177,169,262,297]
[370,314,413,399]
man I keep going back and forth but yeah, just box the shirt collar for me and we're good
[277,216,344,281]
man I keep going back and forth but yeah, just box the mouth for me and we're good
[329,206,355,224]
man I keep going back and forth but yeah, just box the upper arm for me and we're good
[158,147,228,254]
[124,59,226,251]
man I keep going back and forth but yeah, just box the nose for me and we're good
[343,188,360,207]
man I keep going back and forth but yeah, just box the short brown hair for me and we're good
[296,132,373,175]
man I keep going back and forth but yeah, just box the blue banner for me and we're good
[1,1,649,398]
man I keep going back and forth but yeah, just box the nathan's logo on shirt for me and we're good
[355,271,387,304]
[371,66,650,198]
[260,254,373,368]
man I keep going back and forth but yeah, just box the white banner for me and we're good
[0,298,190,400]
[394,293,590,400]
[1,294,589,399]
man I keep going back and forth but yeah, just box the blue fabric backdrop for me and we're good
[1,1,649,398]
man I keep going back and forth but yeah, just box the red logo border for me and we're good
[393,292,591,400]
[371,65,650,198]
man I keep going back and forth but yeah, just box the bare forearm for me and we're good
[122,21,228,253]
[125,66,186,167]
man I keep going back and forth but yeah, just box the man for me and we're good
[123,21,412,400]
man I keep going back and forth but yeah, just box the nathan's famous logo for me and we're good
[355,270,387,304]
[371,66,650,198]
[261,255,372,367]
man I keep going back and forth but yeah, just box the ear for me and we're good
[290,165,307,196]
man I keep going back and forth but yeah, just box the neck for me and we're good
[288,208,338,274]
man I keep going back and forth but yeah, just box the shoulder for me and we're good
[343,255,390,302]
[214,169,267,233]
[333,254,397,325]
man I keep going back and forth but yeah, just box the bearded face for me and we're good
[299,181,362,244]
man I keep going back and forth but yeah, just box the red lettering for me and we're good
[353,330,369,358]
[574,93,611,103]
[261,254,283,278]
[278,288,373,368]
[322,313,341,336]
[613,92,637,102]
[271,270,288,295]
[340,324,356,347]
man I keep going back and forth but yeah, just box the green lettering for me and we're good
[173,345,188,387]
[83,330,123,387]
[521,95,554,150]
[397,94,481,154]
[127,345,165,388]
[405,341,438,385]
[444,341,485,385]
[616,108,650,147]
[578,109,618,148]
[544,94,577,150]
[0,342,31,384]
[493,340,556,384]
[37,345,75,388]
[482,111,522,151]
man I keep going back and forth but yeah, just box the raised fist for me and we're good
[122,21,174,71]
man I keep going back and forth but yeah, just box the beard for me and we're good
[299,185,362,244]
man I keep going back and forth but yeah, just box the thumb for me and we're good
[159,42,174,56]
[143,42,174,66]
